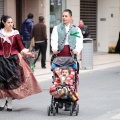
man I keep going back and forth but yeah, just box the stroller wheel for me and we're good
[47,106,51,116]
[52,106,56,116]
[75,104,79,116]
[70,104,74,116]
[55,103,59,113]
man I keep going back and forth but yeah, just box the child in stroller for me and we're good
[48,56,79,116]
[49,67,79,101]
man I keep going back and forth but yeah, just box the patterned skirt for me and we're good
[0,53,42,99]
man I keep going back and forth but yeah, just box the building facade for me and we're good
[98,0,120,52]
[0,0,120,60]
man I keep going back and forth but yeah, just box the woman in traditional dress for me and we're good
[0,15,42,111]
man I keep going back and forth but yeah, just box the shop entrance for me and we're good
[80,0,97,51]
[50,0,66,53]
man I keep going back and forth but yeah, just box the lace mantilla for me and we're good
[0,29,20,58]
[0,29,19,44]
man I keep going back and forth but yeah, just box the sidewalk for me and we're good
[34,52,120,82]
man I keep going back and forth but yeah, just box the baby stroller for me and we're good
[22,52,36,72]
[47,55,79,116]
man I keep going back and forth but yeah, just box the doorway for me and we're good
[80,0,97,51]
[16,0,22,32]
[50,0,66,53]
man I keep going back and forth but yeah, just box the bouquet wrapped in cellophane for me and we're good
[22,52,36,72]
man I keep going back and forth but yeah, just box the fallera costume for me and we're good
[0,28,42,99]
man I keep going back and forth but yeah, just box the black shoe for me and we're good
[64,107,71,111]
[58,102,63,108]
[7,108,12,112]
[0,107,4,111]
[64,103,71,111]
[42,67,46,69]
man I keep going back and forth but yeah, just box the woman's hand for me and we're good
[21,48,29,54]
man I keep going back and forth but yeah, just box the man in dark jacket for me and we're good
[31,15,47,68]
[21,13,34,48]
[78,20,90,38]
[78,20,90,60]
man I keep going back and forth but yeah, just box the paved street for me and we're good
[79,66,120,120]
[0,53,120,120]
